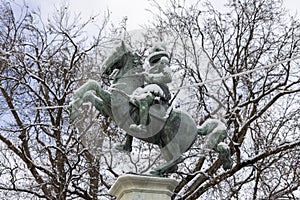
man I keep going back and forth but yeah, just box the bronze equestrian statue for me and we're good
[69,41,233,176]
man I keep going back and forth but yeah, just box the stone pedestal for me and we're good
[108,174,178,200]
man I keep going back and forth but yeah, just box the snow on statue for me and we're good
[69,41,233,176]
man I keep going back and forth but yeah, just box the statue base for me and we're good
[108,174,178,200]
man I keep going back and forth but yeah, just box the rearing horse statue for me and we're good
[69,41,233,176]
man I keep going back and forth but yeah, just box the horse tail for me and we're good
[197,119,223,136]
[197,128,209,136]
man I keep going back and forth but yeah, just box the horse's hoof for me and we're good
[166,164,178,173]
[73,92,81,100]
[69,107,79,122]
[149,164,178,176]
[115,144,132,152]
[149,169,162,176]
[222,158,233,170]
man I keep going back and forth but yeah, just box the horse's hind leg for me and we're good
[149,142,184,176]
[115,134,133,152]
[150,156,184,176]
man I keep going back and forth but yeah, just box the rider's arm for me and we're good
[145,63,172,84]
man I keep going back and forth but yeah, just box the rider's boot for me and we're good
[130,98,150,133]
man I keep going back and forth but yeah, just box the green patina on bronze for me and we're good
[69,41,233,176]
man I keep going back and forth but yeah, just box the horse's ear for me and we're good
[120,40,131,53]
[121,40,126,49]
[121,40,142,58]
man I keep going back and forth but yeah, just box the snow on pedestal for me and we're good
[108,174,178,200]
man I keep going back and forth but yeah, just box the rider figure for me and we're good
[129,44,172,133]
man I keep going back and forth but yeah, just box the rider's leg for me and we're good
[141,95,155,126]
[139,99,149,130]
[130,95,154,132]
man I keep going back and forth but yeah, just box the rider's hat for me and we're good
[147,44,170,66]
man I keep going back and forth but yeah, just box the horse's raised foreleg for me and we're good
[69,91,109,121]
[74,80,111,103]
[69,80,112,121]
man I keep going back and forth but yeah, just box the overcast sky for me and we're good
[21,0,153,30]
[17,0,300,31]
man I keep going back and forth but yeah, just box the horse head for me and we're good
[100,41,143,84]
